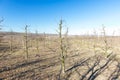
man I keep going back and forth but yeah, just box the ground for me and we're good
[0,34,120,80]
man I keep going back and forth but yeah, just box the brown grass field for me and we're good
[0,32,120,80]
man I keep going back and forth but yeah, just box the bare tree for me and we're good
[57,19,69,74]
[24,25,29,60]
[93,29,98,55]
[43,32,46,51]
[0,18,4,30]
[0,18,4,43]
[101,26,112,57]
[35,30,39,53]
[9,29,13,54]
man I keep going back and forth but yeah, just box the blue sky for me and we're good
[0,0,120,35]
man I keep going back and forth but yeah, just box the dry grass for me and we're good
[0,32,120,80]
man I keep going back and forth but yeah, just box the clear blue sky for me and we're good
[0,0,120,35]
